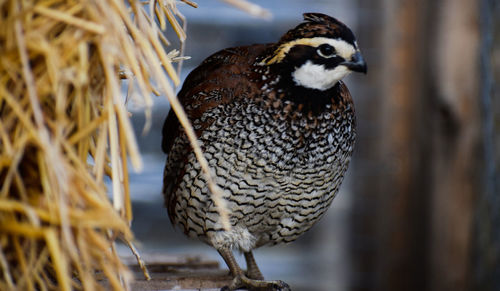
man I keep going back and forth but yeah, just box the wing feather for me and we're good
[161,44,269,223]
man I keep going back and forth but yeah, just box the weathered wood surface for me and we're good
[350,0,494,290]
[118,254,232,290]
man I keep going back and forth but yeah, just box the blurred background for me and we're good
[124,0,499,290]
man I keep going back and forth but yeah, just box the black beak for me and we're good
[341,51,367,74]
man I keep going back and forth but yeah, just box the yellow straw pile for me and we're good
[0,0,193,289]
[0,0,270,289]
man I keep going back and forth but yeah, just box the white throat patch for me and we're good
[292,61,351,90]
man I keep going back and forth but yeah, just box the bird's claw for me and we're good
[270,280,291,291]
[221,275,291,291]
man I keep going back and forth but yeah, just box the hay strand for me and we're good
[221,0,271,19]
[1,0,269,289]
[0,0,193,289]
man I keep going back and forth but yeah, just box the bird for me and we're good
[162,13,366,290]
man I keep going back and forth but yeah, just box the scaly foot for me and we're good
[217,248,290,290]
[221,274,290,291]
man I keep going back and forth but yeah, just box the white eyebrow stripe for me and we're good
[323,39,357,59]
[263,37,357,65]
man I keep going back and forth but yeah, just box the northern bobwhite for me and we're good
[162,13,366,290]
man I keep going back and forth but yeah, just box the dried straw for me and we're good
[221,0,272,19]
[0,0,270,289]
[0,0,186,289]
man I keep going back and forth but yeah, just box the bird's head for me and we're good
[262,13,367,91]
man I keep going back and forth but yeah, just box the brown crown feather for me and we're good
[278,12,355,45]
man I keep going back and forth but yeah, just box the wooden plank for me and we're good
[112,253,232,290]
[350,0,484,290]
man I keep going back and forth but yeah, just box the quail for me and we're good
[162,13,367,290]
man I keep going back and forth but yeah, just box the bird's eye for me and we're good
[317,44,336,58]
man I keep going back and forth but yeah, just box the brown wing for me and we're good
[161,44,269,223]
[161,44,269,154]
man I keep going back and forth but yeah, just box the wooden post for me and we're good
[350,0,488,290]
[426,0,481,290]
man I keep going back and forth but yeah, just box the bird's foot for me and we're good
[221,274,290,291]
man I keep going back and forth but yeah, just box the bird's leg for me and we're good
[217,248,291,291]
[218,247,244,278]
[244,251,264,280]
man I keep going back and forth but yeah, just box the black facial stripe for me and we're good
[313,54,343,69]
[281,44,344,69]
[283,44,315,65]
